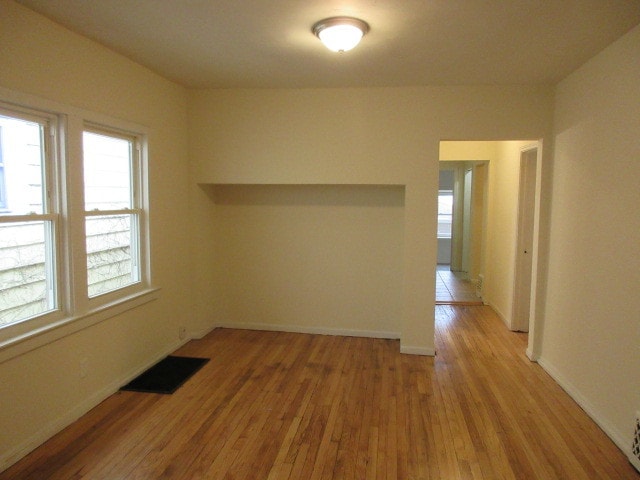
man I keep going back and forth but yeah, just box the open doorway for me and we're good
[437,141,541,348]
[436,162,486,305]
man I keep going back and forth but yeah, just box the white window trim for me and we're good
[0,87,157,362]
[0,105,65,328]
[80,123,148,306]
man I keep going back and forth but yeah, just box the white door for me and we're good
[512,148,537,332]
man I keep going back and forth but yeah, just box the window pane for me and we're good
[83,131,132,210]
[437,221,452,237]
[438,191,453,215]
[0,115,46,215]
[86,214,138,297]
[0,221,56,326]
[0,127,6,209]
[438,191,453,238]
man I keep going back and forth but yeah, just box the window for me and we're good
[0,127,7,210]
[0,100,150,343]
[83,129,141,297]
[0,109,58,326]
[438,190,453,238]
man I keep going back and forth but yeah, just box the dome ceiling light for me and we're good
[312,16,370,53]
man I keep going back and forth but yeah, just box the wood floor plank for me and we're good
[2,306,638,479]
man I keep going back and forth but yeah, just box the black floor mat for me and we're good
[120,356,209,394]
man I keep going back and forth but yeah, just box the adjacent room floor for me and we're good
[435,264,482,304]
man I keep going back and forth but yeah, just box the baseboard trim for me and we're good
[537,356,631,458]
[207,322,435,357]
[0,338,185,474]
[202,323,436,357]
[190,323,220,340]
[215,321,401,341]
[400,345,436,356]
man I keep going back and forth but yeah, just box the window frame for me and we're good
[0,92,155,357]
[0,105,64,337]
[81,124,146,303]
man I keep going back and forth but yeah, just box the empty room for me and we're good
[0,1,639,478]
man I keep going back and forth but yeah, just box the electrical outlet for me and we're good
[80,358,88,378]
[179,326,187,340]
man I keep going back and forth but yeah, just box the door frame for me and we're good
[512,146,537,332]
[511,142,544,360]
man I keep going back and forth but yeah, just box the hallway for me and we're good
[436,264,483,305]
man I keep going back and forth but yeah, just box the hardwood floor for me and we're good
[2,306,638,479]
[435,265,482,305]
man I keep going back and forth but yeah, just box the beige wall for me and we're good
[0,0,190,468]
[439,141,498,162]
[539,24,640,451]
[210,185,404,337]
[188,87,553,353]
[486,140,536,326]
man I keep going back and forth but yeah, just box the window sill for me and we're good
[0,287,160,364]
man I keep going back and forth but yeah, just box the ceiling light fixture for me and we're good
[312,16,369,53]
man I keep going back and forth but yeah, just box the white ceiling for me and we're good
[15,0,640,89]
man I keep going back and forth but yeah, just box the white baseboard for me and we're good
[525,346,540,362]
[190,323,220,340]
[400,345,436,356]
[537,356,632,458]
[215,321,401,341]
[199,322,436,356]
[0,338,185,473]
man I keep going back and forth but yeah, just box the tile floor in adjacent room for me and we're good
[436,264,482,304]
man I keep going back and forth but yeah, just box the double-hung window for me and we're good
[0,107,59,326]
[83,128,142,298]
[0,98,151,347]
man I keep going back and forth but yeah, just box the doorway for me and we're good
[437,140,542,333]
[436,161,486,305]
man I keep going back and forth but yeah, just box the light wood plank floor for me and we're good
[2,306,638,479]
[435,265,482,305]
